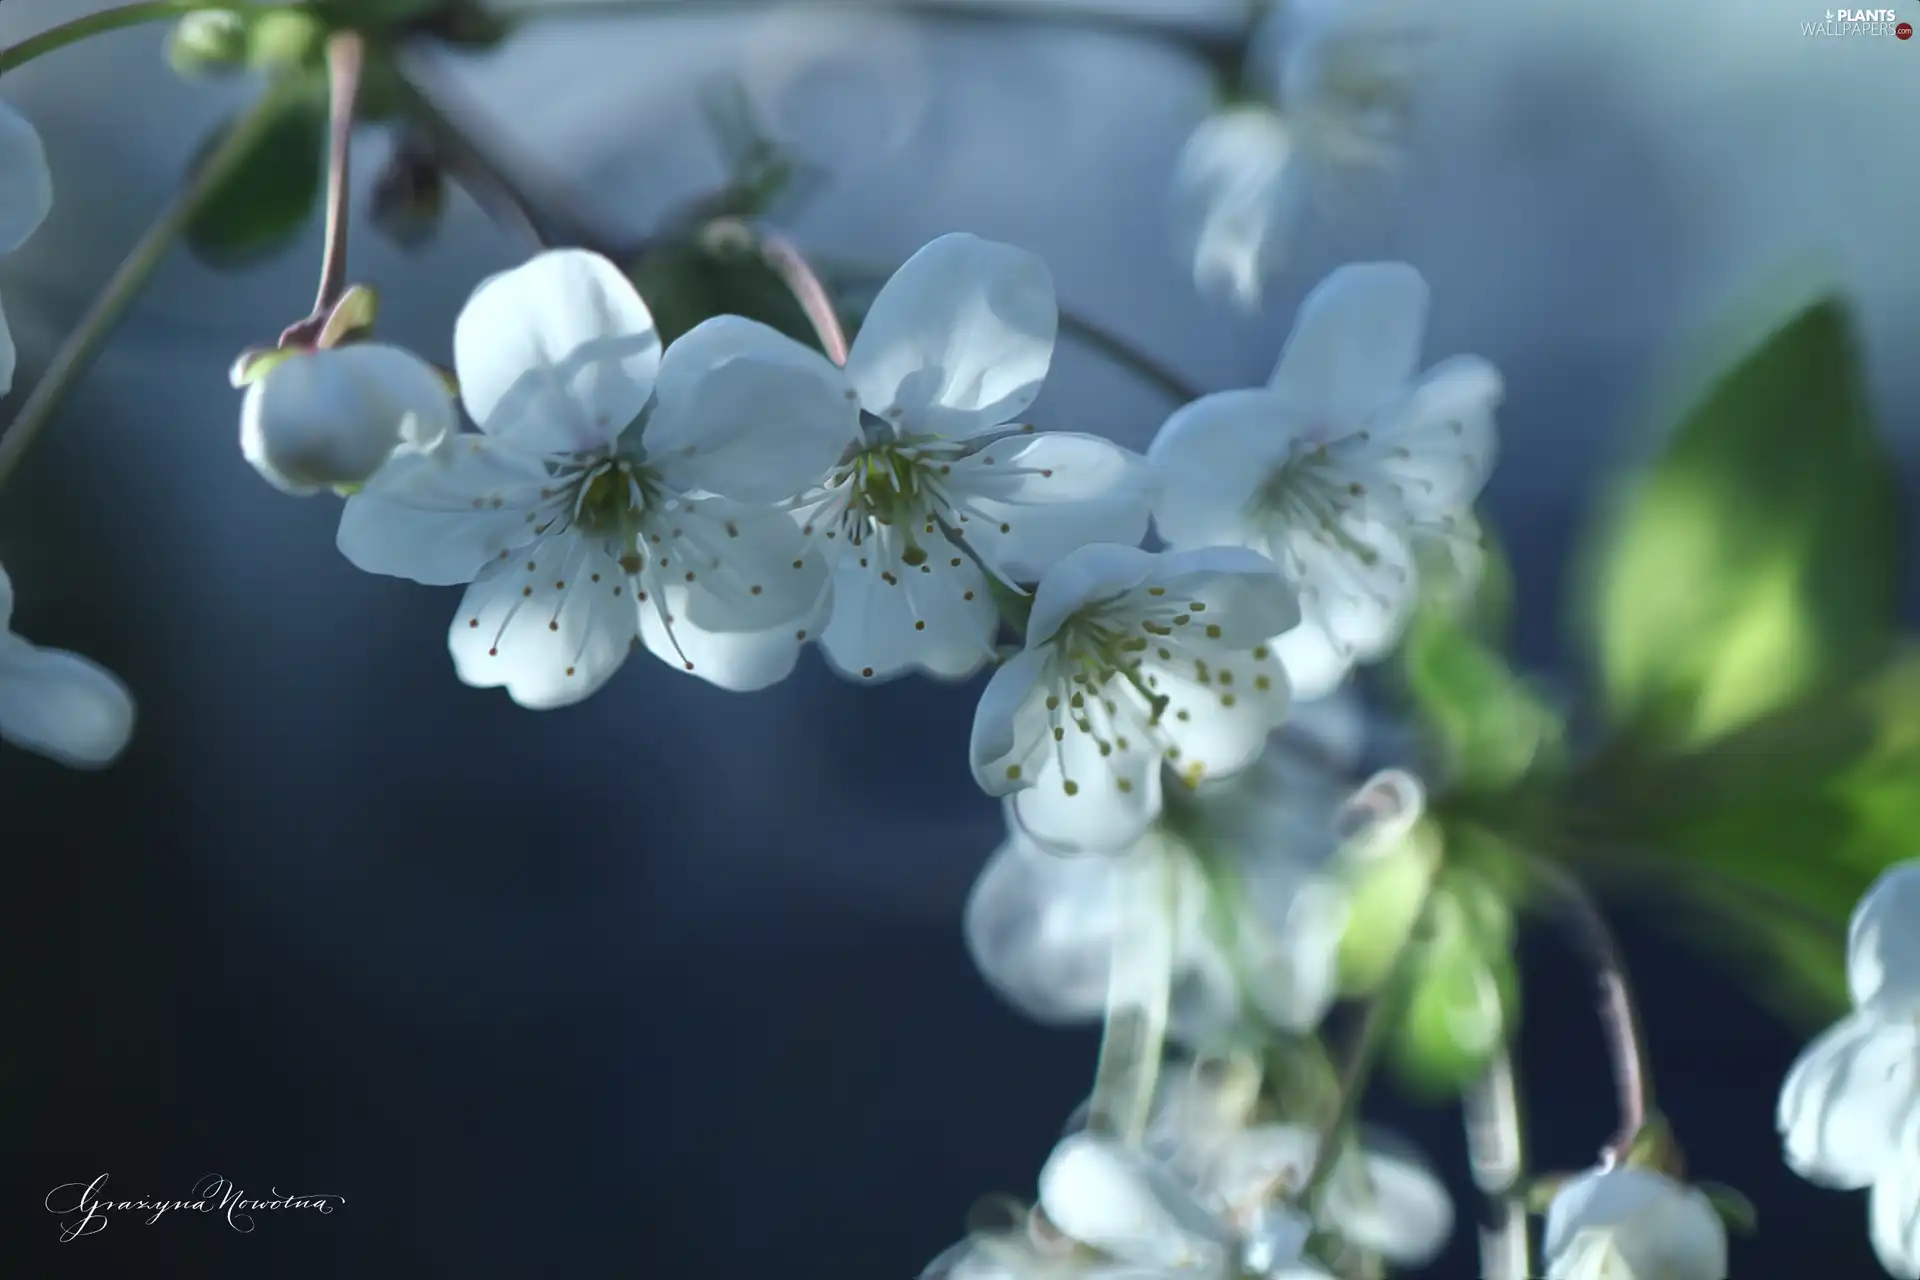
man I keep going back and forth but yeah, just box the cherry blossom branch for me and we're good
[281,31,366,348]
[0,82,304,491]
[0,0,272,73]
[1463,1047,1531,1280]
[706,220,849,365]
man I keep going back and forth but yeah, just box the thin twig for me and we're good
[1084,847,1176,1148]
[1526,854,1650,1164]
[0,83,303,490]
[741,224,849,365]
[281,31,365,347]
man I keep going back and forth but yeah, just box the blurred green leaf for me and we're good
[1578,296,1900,748]
[1400,605,1562,795]
[184,86,327,271]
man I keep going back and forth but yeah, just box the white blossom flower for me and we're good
[1172,0,1423,310]
[0,99,53,397]
[337,249,855,707]
[1541,1166,1728,1280]
[1146,262,1500,700]
[789,233,1149,683]
[1038,1131,1332,1278]
[964,701,1366,1041]
[0,561,135,769]
[1778,861,1920,1278]
[238,344,456,495]
[1144,1060,1453,1269]
[970,543,1300,854]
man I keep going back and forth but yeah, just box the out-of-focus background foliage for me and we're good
[2,0,1916,1273]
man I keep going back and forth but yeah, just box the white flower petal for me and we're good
[0,637,135,768]
[1233,873,1347,1033]
[818,547,997,682]
[1136,545,1303,649]
[1011,719,1166,856]
[1146,388,1299,550]
[1871,1160,1920,1280]
[1154,639,1293,786]
[1281,509,1417,667]
[646,316,860,503]
[844,233,1057,439]
[1351,354,1502,521]
[1779,1009,1920,1189]
[1171,107,1300,311]
[1850,861,1920,1012]
[1268,263,1428,422]
[452,248,660,455]
[946,433,1150,582]
[1271,617,1356,703]
[448,534,636,709]
[0,100,52,255]
[1027,542,1157,646]
[1542,1167,1727,1280]
[1326,1130,1453,1265]
[636,503,830,692]
[337,437,555,585]
[1038,1133,1230,1270]
[240,344,458,495]
[0,293,16,400]
[971,648,1054,795]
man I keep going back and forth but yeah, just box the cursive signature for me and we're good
[44,1173,345,1241]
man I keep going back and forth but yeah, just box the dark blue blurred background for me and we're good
[2,0,1915,1273]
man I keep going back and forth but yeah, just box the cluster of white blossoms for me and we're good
[0,99,136,772]
[1174,0,1426,310]
[1779,861,1920,1278]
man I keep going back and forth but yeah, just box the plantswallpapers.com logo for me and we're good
[1803,7,1915,35]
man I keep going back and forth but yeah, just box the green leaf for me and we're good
[1577,295,1901,749]
[184,85,328,271]
[1400,604,1562,794]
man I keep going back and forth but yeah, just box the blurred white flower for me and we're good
[336,248,854,706]
[1779,861,1920,1278]
[1542,1166,1728,1280]
[964,702,1366,1042]
[0,561,135,769]
[1038,1131,1331,1278]
[1145,1061,1453,1269]
[0,99,53,397]
[1172,0,1423,310]
[1147,262,1500,700]
[790,233,1149,683]
[238,344,456,495]
[970,543,1299,854]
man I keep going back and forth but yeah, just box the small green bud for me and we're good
[167,9,249,77]
[316,285,381,349]
[229,345,300,389]
[246,9,327,72]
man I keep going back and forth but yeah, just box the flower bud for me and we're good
[167,9,249,77]
[240,344,456,496]
[245,9,327,72]
[1543,1166,1728,1280]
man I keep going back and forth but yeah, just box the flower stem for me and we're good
[0,81,303,492]
[707,220,849,365]
[1525,854,1652,1165]
[1083,846,1177,1147]
[1298,868,1442,1206]
[281,30,365,347]
[815,255,1203,405]
[0,0,271,73]
[1463,1048,1531,1280]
